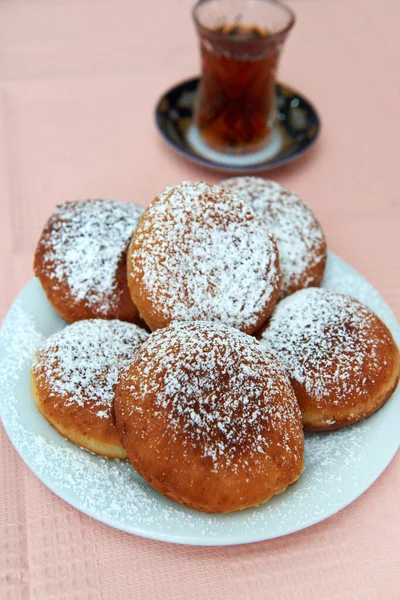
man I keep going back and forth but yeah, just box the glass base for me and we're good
[187,124,282,168]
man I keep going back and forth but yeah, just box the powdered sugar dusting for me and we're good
[260,288,390,405]
[1,257,399,544]
[36,200,144,312]
[119,321,302,472]
[33,320,149,417]
[220,177,326,296]
[129,181,281,331]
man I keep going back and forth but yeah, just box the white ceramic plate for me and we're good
[1,253,399,546]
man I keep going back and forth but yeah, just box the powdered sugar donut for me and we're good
[219,177,326,298]
[260,288,400,430]
[114,321,304,513]
[34,199,144,323]
[127,181,282,334]
[31,319,149,458]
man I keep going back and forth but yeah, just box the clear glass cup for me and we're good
[192,0,295,154]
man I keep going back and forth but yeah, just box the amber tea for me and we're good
[193,0,295,155]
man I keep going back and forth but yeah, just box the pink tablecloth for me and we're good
[1,1,399,598]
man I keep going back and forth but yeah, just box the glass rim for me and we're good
[192,0,296,40]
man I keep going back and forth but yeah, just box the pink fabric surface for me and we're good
[1,0,399,598]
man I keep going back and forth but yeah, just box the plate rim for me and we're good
[154,76,321,173]
[0,252,399,546]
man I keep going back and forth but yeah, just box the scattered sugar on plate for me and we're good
[0,253,398,543]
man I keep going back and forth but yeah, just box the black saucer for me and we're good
[155,77,320,173]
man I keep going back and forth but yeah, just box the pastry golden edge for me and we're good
[30,370,127,459]
[131,468,305,514]
[114,389,305,514]
[258,291,400,431]
[115,401,304,514]
[301,347,400,431]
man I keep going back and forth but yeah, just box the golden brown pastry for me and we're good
[31,319,149,458]
[114,321,304,513]
[220,177,327,298]
[34,199,144,323]
[127,181,282,335]
[259,288,400,430]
